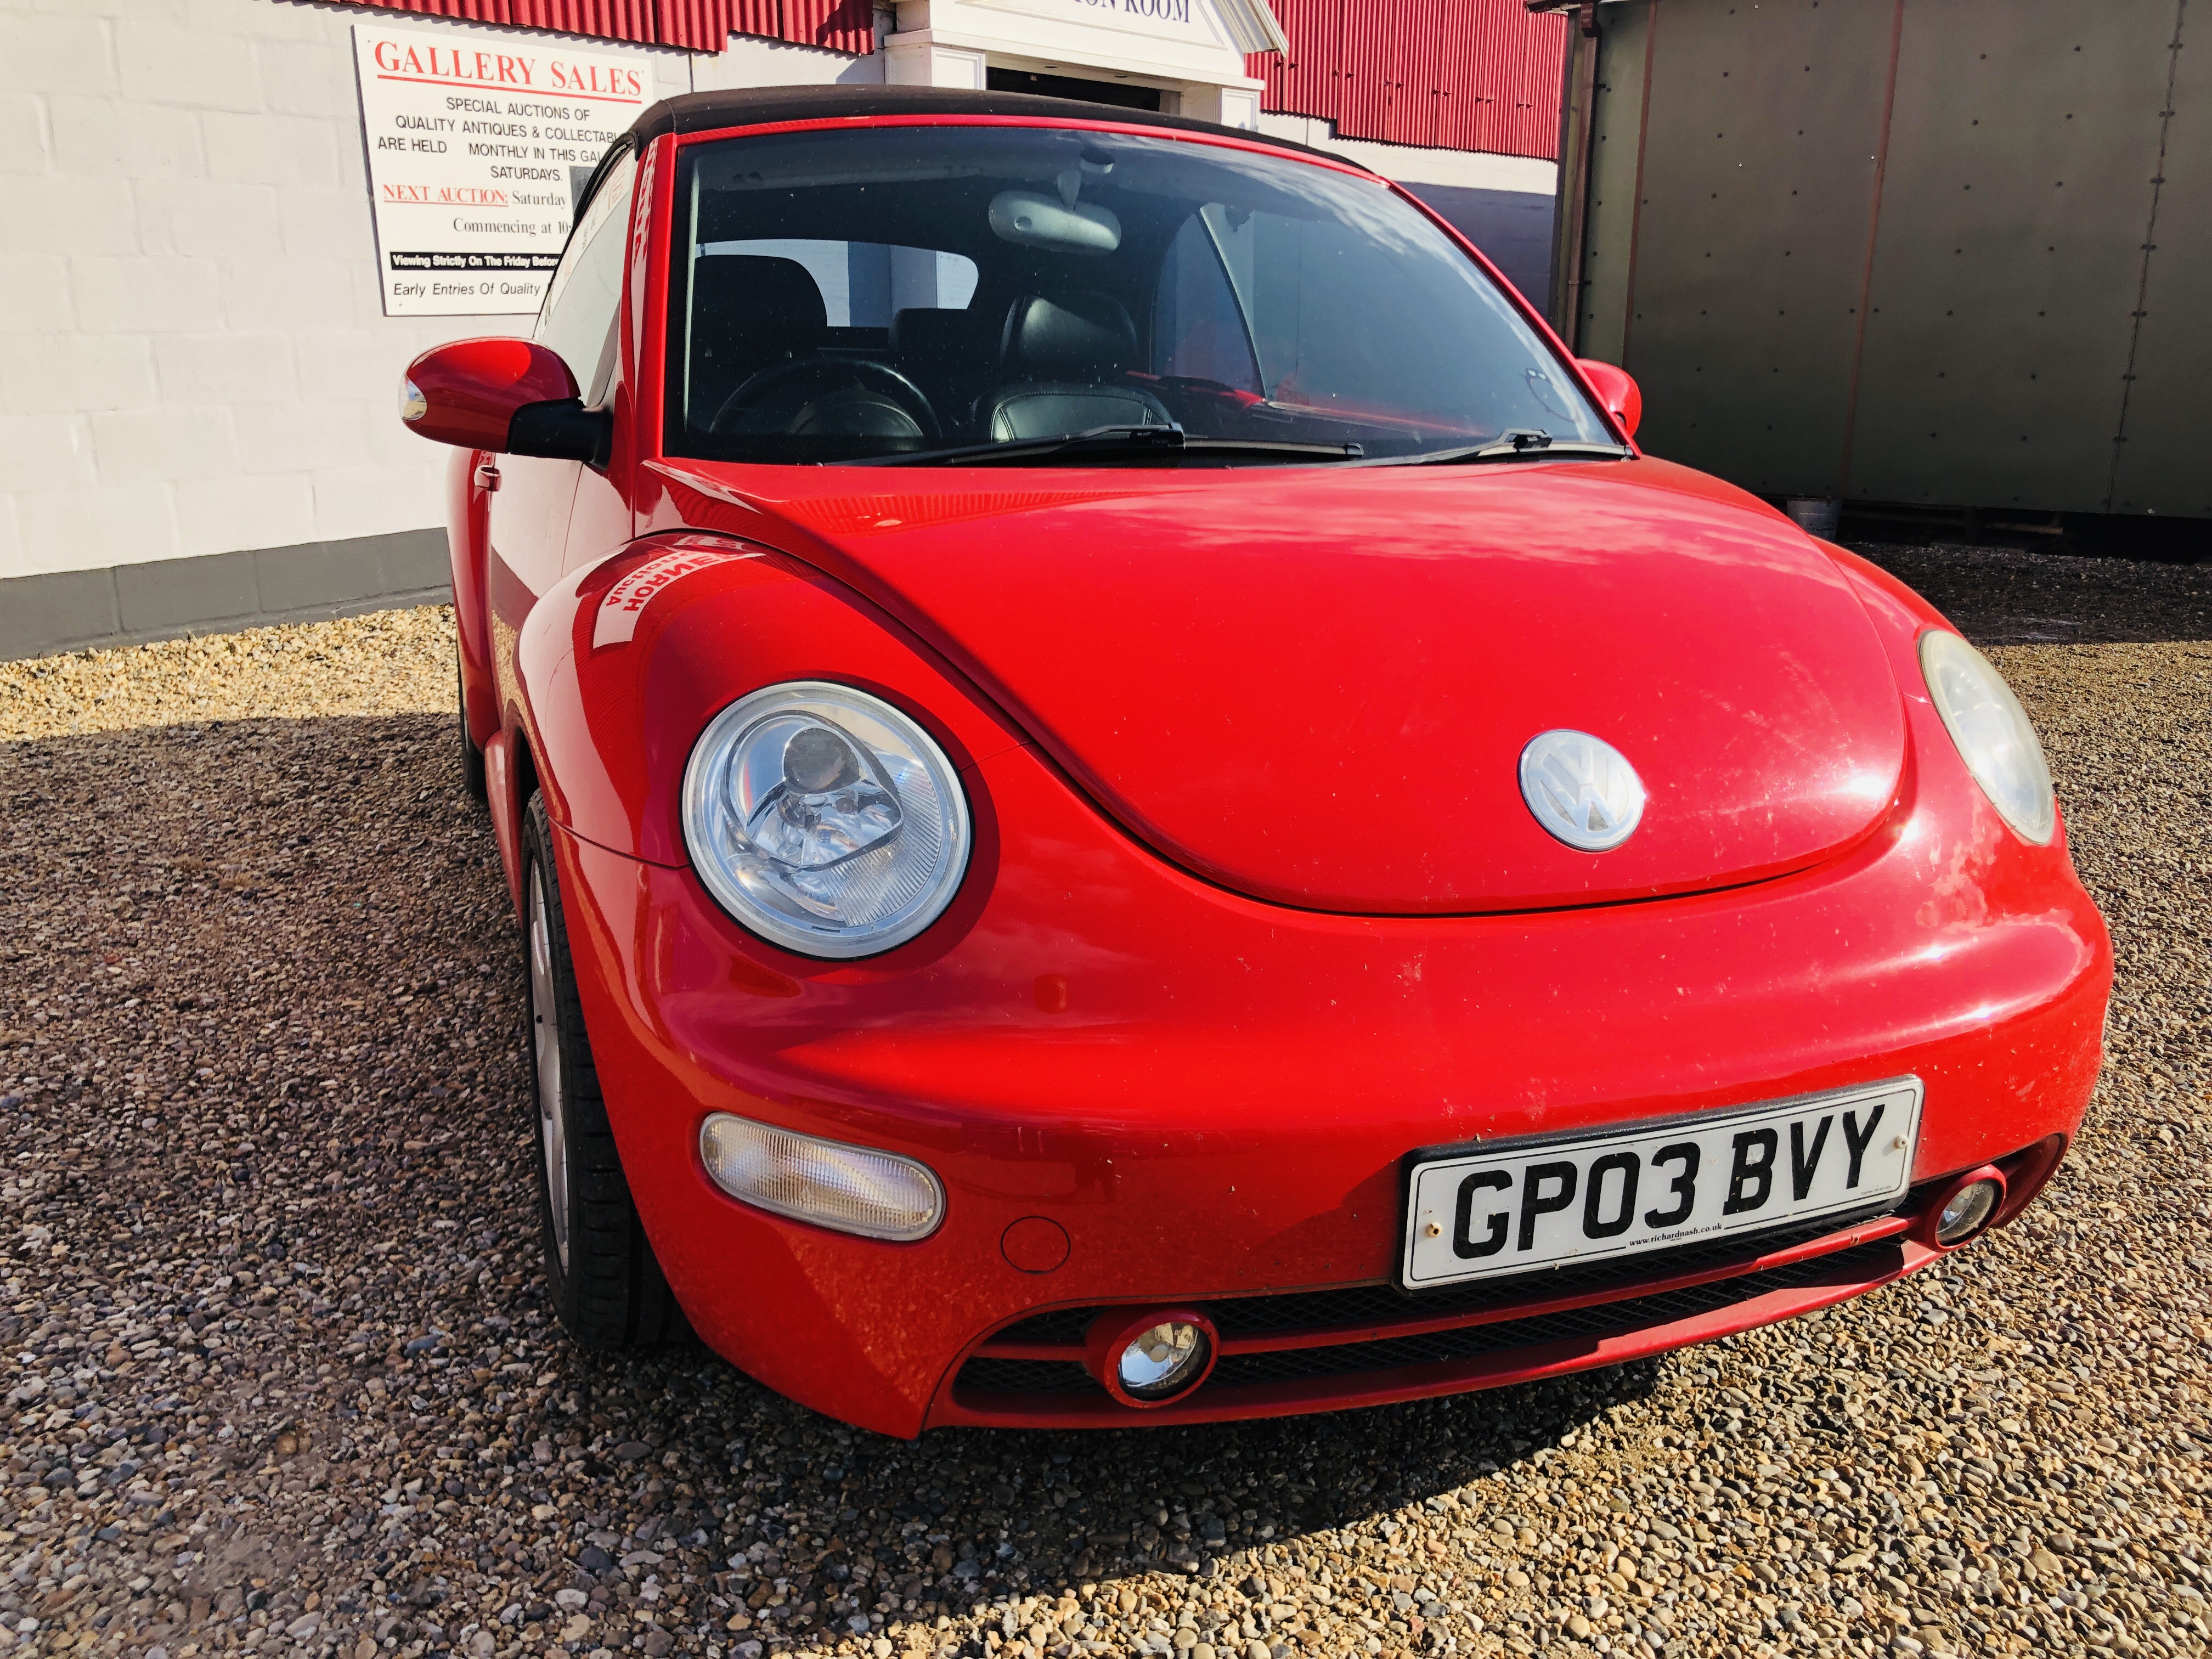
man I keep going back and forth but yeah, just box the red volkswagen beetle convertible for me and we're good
[400,87,2110,1438]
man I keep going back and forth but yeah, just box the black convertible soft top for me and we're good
[621,83,1358,168]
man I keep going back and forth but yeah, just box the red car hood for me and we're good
[657,456,1907,913]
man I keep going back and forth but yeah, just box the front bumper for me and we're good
[552,738,2108,1438]
[938,1139,2060,1427]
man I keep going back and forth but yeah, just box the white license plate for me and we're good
[1400,1078,1922,1291]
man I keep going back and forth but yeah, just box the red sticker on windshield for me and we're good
[592,547,755,648]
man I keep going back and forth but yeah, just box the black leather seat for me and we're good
[979,292,1172,441]
[892,306,998,436]
[685,256,828,431]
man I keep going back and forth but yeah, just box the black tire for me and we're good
[522,792,684,1349]
[459,658,488,804]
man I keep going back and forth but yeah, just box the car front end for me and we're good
[531,490,2108,1440]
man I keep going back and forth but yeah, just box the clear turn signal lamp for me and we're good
[699,1113,944,1242]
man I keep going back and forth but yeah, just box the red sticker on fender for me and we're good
[592,548,755,648]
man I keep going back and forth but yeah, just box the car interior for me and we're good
[665,126,1609,464]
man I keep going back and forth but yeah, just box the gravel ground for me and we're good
[0,552,2207,1659]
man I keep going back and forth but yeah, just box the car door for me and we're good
[488,146,639,718]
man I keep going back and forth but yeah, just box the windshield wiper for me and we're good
[850,424,1365,467]
[1357,428,1633,468]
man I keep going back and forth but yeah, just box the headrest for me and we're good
[690,256,828,341]
[891,306,986,359]
[1001,292,1138,376]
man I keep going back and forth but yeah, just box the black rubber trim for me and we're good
[507,399,613,469]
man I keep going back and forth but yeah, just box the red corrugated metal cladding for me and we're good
[781,0,876,57]
[329,0,868,57]
[1267,0,1344,123]
[1254,0,1566,160]
[656,0,775,49]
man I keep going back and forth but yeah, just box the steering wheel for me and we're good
[712,358,940,442]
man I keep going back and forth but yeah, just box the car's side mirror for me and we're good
[399,337,611,466]
[1575,358,1642,441]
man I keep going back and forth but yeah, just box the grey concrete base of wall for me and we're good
[0,529,454,663]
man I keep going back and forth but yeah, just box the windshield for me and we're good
[666,125,1612,465]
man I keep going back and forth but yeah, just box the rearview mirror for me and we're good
[399,337,611,466]
[989,190,1122,256]
[1575,358,1642,441]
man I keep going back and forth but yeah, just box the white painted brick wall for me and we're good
[0,0,734,583]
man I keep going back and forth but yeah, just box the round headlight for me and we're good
[1917,630,2056,844]
[681,682,970,957]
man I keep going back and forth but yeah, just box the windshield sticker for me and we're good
[592,548,755,648]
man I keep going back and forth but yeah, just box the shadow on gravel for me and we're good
[1848,540,2211,645]
[539,1344,1666,1652]
[726,1358,1662,1605]
[2,709,1672,1656]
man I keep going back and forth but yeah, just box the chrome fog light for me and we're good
[699,1114,944,1242]
[1934,1176,2002,1245]
[1119,1321,1209,1398]
[1086,1308,1219,1406]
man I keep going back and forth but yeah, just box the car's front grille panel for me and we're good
[952,1237,1905,1404]
[989,1204,1896,1348]
[955,1357,1099,1395]
[1205,1238,1900,1389]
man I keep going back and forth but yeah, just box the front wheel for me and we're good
[522,792,683,1349]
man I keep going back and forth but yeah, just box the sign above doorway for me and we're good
[884,0,1280,126]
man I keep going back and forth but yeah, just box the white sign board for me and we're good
[973,0,1222,47]
[352,22,652,318]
